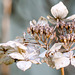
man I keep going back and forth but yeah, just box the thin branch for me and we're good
[61,68,64,75]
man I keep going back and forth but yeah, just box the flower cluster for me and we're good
[0,1,75,73]
[27,16,57,45]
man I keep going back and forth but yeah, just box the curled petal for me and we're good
[51,2,68,19]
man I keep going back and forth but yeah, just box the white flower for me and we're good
[51,2,68,19]
[39,43,63,68]
[9,45,41,71]
[47,2,75,24]
[52,51,75,69]
[0,41,27,65]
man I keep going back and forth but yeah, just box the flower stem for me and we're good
[61,68,64,75]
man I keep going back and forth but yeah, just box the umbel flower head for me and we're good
[47,1,75,24]
[0,1,75,74]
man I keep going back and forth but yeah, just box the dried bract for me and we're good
[51,2,68,19]
[9,45,41,71]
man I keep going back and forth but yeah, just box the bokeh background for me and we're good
[0,0,75,75]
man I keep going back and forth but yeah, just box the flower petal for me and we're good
[53,57,70,69]
[47,15,57,24]
[71,58,75,67]
[42,57,55,68]
[6,41,16,48]
[53,52,63,58]
[16,61,32,71]
[39,50,47,58]
[15,42,27,50]
[30,58,41,64]
[66,14,75,20]
[9,52,24,60]
[49,43,63,52]
[51,2,68,18]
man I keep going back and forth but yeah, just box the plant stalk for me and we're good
[61,68,64,75]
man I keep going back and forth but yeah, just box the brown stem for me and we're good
[61,68,64,75]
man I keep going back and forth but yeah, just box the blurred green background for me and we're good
[0,0,75,75]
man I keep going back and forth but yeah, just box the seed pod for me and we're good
[27,27,31,33]
[55,37,58,42]
[40,27,43,35]
[71,35,74,42]
[74,27,75,33]
[64,37,66,43]
[50,35,54,40]
[31,29,34,35]
[70,28,73,33]
[68,22,71,27]
[45,53,49,58]
[46,33,50,38]
[62,21,65,27]
[73,37,75,42]
[67,34,70,41]
[65,24,69,29]
[34,35,39,41]
[61,24,64,29]
[35,26,39,33]
[33,27,35,32]
[56,20,59,28]
[56,24,59,28]
[60,39,64,42]
[59,35,64,42]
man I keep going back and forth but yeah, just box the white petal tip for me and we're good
[51,1,68,18]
